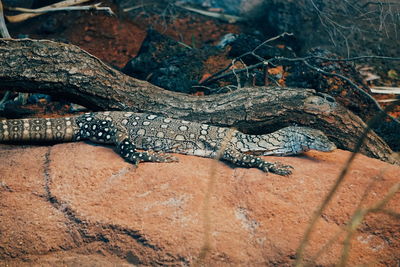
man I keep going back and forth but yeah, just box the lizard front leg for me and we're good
[117,137,178,165]
[222,148,293,176]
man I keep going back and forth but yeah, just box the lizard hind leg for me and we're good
[117,138,178,165]
[222,148,293,176]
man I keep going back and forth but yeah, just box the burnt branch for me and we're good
[0,38,397,163]
[299,60,399,124]
[200,32,294,86]
[200,55,400,86]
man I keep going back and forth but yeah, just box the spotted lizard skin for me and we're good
[0,111,336,175]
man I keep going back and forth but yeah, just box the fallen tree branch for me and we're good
[0,38,397,163]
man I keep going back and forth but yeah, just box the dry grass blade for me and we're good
[7,4,114,16]
[0,0,10,38]
[5,0,91,23]
[0,0,11,109]
[306,173,384,266]
[337,182,400,267]
[194,129,235,266]
[370,86,400,94]
[175,4,245,23]
[295,96,400,266]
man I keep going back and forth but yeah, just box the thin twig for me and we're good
[362,1,400,8]
[122,3,151,12]
[5,0,91,23]
[7,3,114,16]
[199,32,292,85]
[277,55,400,63]
[200,61,264,85]
[202,54,400,86]
[175,3,245,23]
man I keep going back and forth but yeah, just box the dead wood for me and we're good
[0,38,396,163]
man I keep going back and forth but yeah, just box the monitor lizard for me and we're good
[0,111,336,175]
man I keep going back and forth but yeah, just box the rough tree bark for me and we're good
[0,39,396,163]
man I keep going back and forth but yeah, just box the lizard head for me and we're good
[245,126,337,156]
[291,126,337,153]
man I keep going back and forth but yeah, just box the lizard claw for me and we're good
[267,162,293,176]
[154,153,179,163]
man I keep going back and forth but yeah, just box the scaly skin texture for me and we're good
[0,111,336,175]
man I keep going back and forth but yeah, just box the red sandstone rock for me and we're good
[0,142,399,266]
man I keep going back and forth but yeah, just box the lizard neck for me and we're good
[233,128,308,156]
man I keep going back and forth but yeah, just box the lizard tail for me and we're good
[0,116,78,142]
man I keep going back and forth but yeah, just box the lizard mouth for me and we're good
[329,143,337,151]
[321,142,337,152]
[244,151,263,155]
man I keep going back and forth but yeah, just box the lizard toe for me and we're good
[267,162,293,176]
[153,153,179,163]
